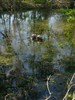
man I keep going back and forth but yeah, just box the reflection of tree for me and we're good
[12,14,27,53]
[0,38,14,65]
[63,21,75,56]
[36,41,56,79]
[0,14,12,38]
[30,10,51,36]
[30,11,50,38]
[61,19,75,72]
[31,20,49,34]
[37,9,51,20]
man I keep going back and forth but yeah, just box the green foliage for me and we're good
[62,56,75,73]
[67,93,73,99]
[58,42,64,48]
[0,50,14,65]
[31,20,49,35]
[63,15,75,46]
[57,9,75,16]
[0,56,13,65]
[67,16,74,23]
[33,0,48,4]
[37,59,53,79]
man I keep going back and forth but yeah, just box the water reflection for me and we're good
[0,9,75,99]
[0,10,75,72]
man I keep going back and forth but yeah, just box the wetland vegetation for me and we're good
[0,0,75,100]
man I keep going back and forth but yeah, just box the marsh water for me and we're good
[0,9,75,100]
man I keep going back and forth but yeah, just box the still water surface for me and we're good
[0,9,75,100]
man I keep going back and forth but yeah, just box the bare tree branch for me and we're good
[63,73,75,100]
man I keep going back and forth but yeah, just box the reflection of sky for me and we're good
[49,16,57,24]
[0,12,72,56]
[0,10,74,73]
[48,14,63,31]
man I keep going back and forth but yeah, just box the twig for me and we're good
[69,73,75,85]
[5,93,15,100]
[45,75,51,100]
[63,84,75,100]
[63,73,75,100]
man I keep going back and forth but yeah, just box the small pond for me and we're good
[0,9,75,100]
